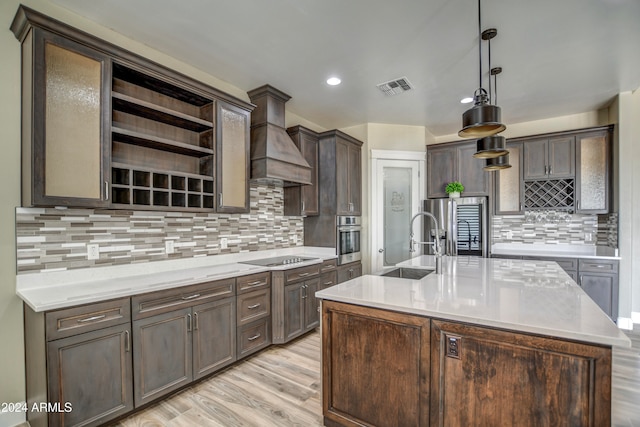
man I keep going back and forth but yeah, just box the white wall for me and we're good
[616,90,640,322]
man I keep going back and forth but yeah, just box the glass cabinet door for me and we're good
[216,101,250,213]
[29,28,110,207]
[576,130,610,213]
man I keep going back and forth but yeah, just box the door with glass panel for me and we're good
[373,159,421,272]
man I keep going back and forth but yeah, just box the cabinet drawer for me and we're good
[132,278,235,320]
[46,298,131,341]
[238,318,271,358]
[285,264,320,284]
[320,259,338,274]
[237,271,270,294]
[320,271,338,289]
[523,256,578,272]
[237,288,271,326]
[579,259,619,274]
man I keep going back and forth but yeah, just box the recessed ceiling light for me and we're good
[327,77,341,86]
[460,97,474,104]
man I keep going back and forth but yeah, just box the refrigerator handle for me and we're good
[450,200,457,256]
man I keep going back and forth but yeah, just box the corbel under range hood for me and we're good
[247,85,312,186]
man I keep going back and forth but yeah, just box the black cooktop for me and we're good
[240,256,319,267]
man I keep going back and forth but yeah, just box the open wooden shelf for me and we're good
[112,92,213,132]
[112,126,213,157]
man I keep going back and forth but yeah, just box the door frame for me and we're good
[371,150,426,273]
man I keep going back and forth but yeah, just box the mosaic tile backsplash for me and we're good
[492,213,618,247]
[16,183,304,274]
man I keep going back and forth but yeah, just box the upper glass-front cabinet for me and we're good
[25,28,111,208]
[216,101,250,213]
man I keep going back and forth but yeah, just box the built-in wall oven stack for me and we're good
[336,216,361,264]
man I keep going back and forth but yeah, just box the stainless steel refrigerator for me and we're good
[422,197,488,257]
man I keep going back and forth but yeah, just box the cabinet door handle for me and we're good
[579,275,583,284]
[182,294,201,301]
[187,314,192,332]
[520,203,523,211]
[302,201,305,212]
[124,330,130,352]
[77,314,106,323]
[193,312,199,330]
[218,193,223,207]
[247,303,261,309]
[105,181,109,201]
[549,166,552,175]
[577,200,580,210]
[248,333,261,341]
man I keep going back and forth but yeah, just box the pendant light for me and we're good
[459,0,506,138]
[473,29,508,158]
[483,67,511,170]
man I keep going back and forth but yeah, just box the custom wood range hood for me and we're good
[247,85,312,186]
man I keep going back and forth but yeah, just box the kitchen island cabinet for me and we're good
[317,256,629,427]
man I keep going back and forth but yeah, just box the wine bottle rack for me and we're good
[524,179,575,211]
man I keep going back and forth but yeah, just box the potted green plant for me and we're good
[445,181,464,198]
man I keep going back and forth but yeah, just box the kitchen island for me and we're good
[316,255,630,427]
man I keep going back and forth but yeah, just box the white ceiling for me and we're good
[51,0,640,137]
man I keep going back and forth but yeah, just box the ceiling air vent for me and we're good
[376,77,414,96]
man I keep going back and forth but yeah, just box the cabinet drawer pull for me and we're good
[247,303,261,309]
[77,314,106,323]
[124,330,130,352]
[323,281,334,286]
[323,265,335,270]
[182,294,201,300]
[245,280,265,287]
[247,333,261,341]
[298,272,310,277]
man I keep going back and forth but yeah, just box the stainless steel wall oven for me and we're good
[336,216,361,264]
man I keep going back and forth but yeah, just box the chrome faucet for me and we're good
[409,211,443,274]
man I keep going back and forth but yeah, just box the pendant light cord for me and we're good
[478,0,482,91]
[488,36,492,104]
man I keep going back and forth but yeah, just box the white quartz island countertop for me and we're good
[316,255,630,348]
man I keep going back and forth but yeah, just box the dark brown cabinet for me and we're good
[523,136,575,179]
[285,126,319,216]
[427,141,489,198]
[322,301,431,427]
[131,278,236,406]
[322,300,612,427]
[24,298,133,427]
[318,130,363,215]
[578,259,619,319]
[575,128,612,214]
[430,319,611,427]
[132,307,193,407]
[236,272,271,359]
[495,142,524,214]
[272,263,322,343]
[16,25,111,208]
[216,101,251,213]
[337,261,362,283]
[12,6,253,212]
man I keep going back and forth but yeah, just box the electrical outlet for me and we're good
[165,240,175,254]
[220,237,228,249]
[87,244,99,260]
[292,234,298,244]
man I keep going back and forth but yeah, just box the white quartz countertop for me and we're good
[17,247,336,312]
[491,243,620,260]
[316,255,630,348]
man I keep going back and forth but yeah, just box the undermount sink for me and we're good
[380,268,432,280]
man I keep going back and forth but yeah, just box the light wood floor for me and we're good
[112,328,640,427]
